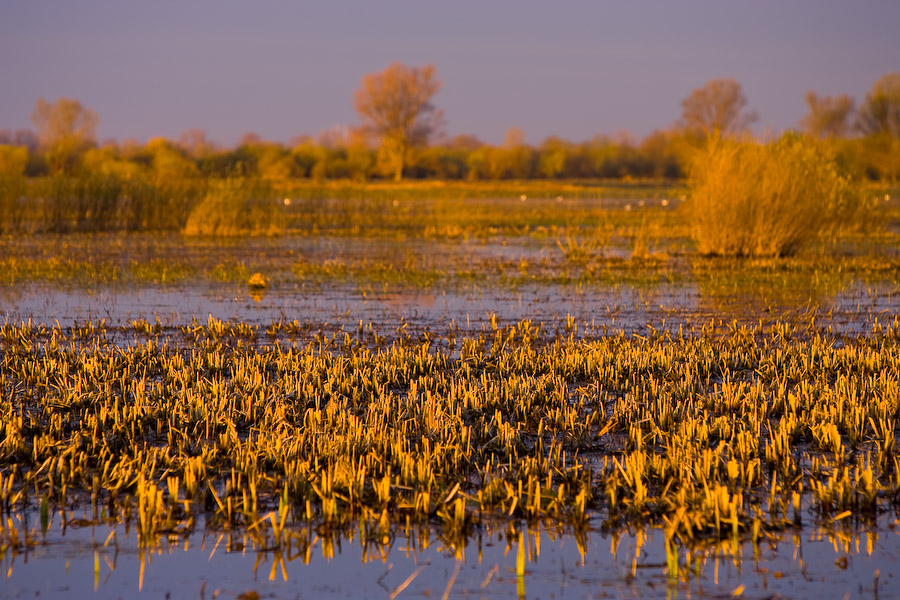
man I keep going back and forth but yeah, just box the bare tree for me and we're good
[799,92,855,139]
[679,78,758,138]
[354,62,443,181]
[856,72,900,138]
[31,98,99,173]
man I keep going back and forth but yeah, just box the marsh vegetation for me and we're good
[0,181,898,598]
[3,310,900,598]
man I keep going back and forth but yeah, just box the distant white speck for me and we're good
[519,194,527,201]
[624,203,632,212]
[638,200,645,207]
[661,198,669,207]
[392,199,399,207]
[283,198,291,206]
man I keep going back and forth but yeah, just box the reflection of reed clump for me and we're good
[1,315,899,565]
[692,256,850,319]
[0,512,888,594]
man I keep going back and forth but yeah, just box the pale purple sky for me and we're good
[1,0,897,146]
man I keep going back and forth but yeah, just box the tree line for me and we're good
[1,66,899,183]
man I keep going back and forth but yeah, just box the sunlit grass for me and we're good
[1,315,900,559]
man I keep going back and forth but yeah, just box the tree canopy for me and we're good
[856,72,900,138]
[680,78,758,138]
[30,98,99,173]
[800,92,855,139]
[4,71,900,183]
[354,62,443,181]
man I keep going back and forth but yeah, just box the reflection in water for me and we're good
[3,511,898,599]
[694,261,846,323]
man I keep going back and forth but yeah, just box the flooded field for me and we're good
[2,197,900,599]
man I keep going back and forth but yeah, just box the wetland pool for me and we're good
[2,227,900,600]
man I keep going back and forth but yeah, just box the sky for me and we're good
[1,0,898,147]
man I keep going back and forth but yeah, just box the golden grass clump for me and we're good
[183,178,285,236]
[688,134,857,257]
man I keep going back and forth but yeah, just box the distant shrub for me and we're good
[182,178,285,236]
[688,135,857,257]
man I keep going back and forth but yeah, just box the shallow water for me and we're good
[1,280,692,332]
[2,276,896,340]
[2,223,897,338]
[3,513,898,600]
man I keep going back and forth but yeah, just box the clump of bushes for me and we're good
[182,178,285,236]
[688,135,858,257]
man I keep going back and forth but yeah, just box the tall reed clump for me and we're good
[182,177,285,236]
[1,173,204,233]
[38,174,127,232]
[121,175,205,231]
[0,145,29,233]
[0,174,27,234]
[687,135,857,257]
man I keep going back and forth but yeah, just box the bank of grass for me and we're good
[7,174,205,233]
[275,178,681,201]
[0,176,685,234]
[2,173,892,249]
[688,135,864,257]
[279,180,686,237]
